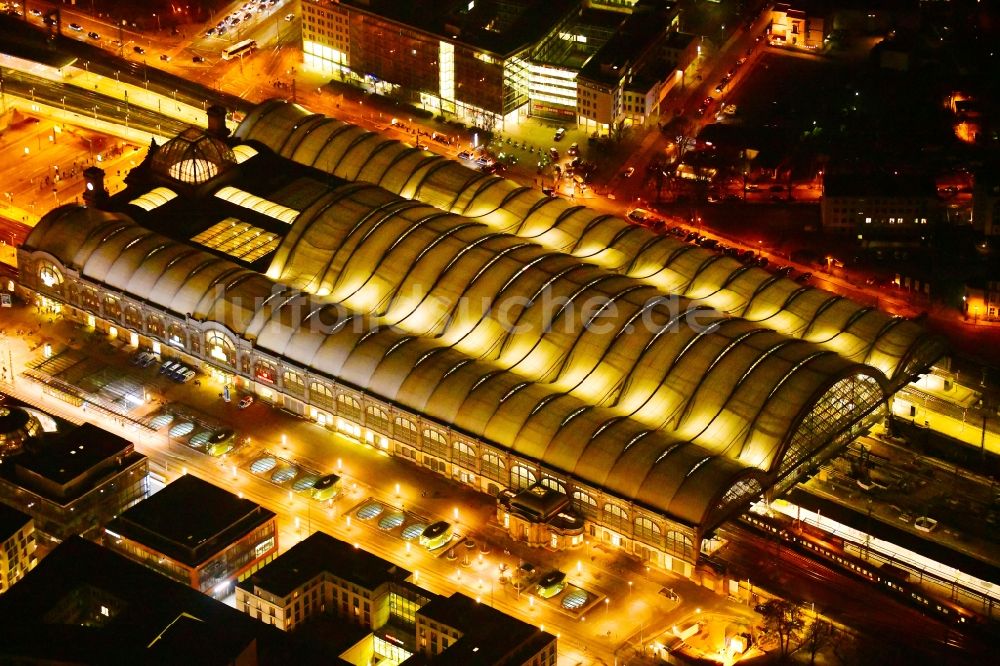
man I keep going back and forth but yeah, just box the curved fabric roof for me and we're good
[26,203,885,530]
[235,100,944,384]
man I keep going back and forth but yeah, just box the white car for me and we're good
[238,395,254,409]
[69,23,83,31]
[285,13,295,21]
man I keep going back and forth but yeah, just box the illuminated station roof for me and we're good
[236,100,945,387]
[22,105,945,533]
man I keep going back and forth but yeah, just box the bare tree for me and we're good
[802,618,837,665]
[758,599,804,660]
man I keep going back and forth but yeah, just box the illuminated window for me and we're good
[510,464,536,490]
[38,262,63,289]
[206,330,236,366]
[337,393,362,421]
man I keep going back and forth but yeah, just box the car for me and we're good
[159,360,178,375]
[88,31,100,40]
[69,23,83,32]
[548,147,559,160]
[311,473,341,500]
[536,570,566,599]
[715,83,725,93]
[243,12,253,20]
[181,369,196,383]
[554,127,566,141]
[702,96,714,107]
[285,13,295,21]
[541,187,555,196]
[623,166,635,178]
[207,428,236,457]
[238,395,254,409]
[29,8,41,16]
[230,17,240,25]
[795,272,812,283]
[192,55,205,63]
[159,54,170,61]
[776,266,793,277]
[133,46,145,54]
[419,521,454,550]
[140,354,158,368]
[111,39,123,47]
[737,56,748,66]
[205,27,216,36]
[695,106,706,117]
[627,208,657,224]
[457,151,472,160]
[567,142,579,156]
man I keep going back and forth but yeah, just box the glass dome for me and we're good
[150,126,236,185]
[0,406,42,457]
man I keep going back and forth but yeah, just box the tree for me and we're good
[758,599,804,660]
[802,618,837,665]
[610,119,629,144]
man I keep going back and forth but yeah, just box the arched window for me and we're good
[124,306,143,331]
[103,296,122,321]
[602,503,629,532]
[481,452,505,482]
[540,477,566,495]
[366,405,390,433]
[572,491,598,518]
[167,322,186,348]
[206,331,235,366]
[394,417,417,445]
[37,261,63,290]
[510,464,536,490]
[81,288,100,311]
[422,429,449,459]
[665,531,694,560]
[310,381,335,410]
[147,315,164,338]
[453,441,476,470]
[634,515,662,544]
[336,394,361,421]
[282,370,305,396]
[254,359,277,384]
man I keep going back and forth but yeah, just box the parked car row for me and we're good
[130,350,158,368]
[160,360,196,383]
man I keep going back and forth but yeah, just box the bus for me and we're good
[222,39,256,60]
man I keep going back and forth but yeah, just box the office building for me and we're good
[237,531,409,631]
[0,406,147,541]
[0,503,35,593]
[104,474,277,598]
[0,536,288,664]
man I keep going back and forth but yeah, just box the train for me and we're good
[739,510,976,625]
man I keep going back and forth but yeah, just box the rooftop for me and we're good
[0,537,285,664]
[823,172,938,198]
[417,593,554,664]
[106,475,275,568]
[0,502,31,542]
[15,422,131,487]
[333,0,579,56]
[578,1,677,85]
[238,531,409,598]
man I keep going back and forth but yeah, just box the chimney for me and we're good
[82,166,109,208]
[206,105,231,138]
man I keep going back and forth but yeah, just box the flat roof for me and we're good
[0,502,31,541]
[107,475,275,568]
[0,537,281,664]
[417,593,554,663]
[823,172,937,198]
[578,1,677,85]
[335,0,579,56]
[237,532,408,597]
[15,423,131,486]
